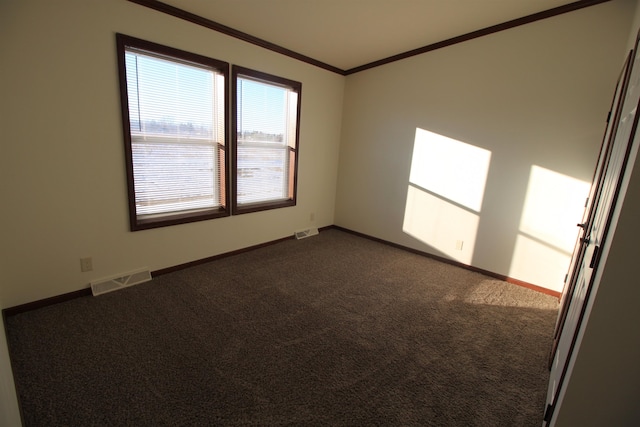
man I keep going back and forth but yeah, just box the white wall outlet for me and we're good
[310,212,315,222]
[80,257,93,272]
[455,240,464,251]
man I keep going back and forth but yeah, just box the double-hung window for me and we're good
[116,34,229,230]
[232,66,301,215]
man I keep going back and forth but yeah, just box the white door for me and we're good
[550,52,631,363]
[544,42,640,425]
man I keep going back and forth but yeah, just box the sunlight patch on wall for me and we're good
[404,186,480,263]
[509,165,590,292]
[408,128,491,212]
[403,128,491,263]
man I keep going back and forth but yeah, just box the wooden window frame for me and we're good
[116,33,230,231]
[231,65,302,215]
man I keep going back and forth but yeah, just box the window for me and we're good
[232,66,301,215]
[116,34,229,230]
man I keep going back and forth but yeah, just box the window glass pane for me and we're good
[126,51,216,140]
[237,79,287,144]
[132,141,218,215]
[237,145,288,204]
[117,34,228,229]
[236,75,298,207]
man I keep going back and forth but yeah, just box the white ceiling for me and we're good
[159,0,586,71]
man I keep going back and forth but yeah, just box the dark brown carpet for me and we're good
[5,229,558,426]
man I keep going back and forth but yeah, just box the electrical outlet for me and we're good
[80,257,93,272]
[455,240,464,251]
[310,212,315,221]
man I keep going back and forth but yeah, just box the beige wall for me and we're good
[552,1,640,424]
[336,0,634,291]
[0,0,345,308]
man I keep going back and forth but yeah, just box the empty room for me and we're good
[2,0,640,425]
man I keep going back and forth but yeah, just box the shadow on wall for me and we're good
[403,127,589,292]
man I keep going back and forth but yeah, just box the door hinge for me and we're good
[585,197,589,208]
[589,245,601,269]
[544,403,554,423]
[607,110,612,123]
[564,273,568,283]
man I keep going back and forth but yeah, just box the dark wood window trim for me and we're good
[116,33,231,231]
[127,0,610,76]
[231,66,302,216]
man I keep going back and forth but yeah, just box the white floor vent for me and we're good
[90,268,152,296]
[295,227,319,240]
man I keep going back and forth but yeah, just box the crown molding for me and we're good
[128,0,611,76]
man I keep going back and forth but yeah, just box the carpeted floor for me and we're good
[5,229,559,426]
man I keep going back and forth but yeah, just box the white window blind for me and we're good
[236,76,298,206]
[124,49,226,218]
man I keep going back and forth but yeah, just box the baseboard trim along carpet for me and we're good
[2,224,559,317]
[331,226,562,299]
